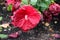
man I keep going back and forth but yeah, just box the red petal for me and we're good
[21,20,34,32]
[29,14,40,25]
[53,34,60,38]
[9,32,19,38]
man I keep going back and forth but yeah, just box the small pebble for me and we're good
[2,7,6,10]
[54,21,57,24]
[8,27,11,31]
[45,22,49,26]
[42,21,45,24]
[4,29,7,31]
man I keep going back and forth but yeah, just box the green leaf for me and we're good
[0,27,2,30]
[0,27,2,32]
[30,0,37,5]
[40,3,47,7]
[40,2,48,11]
[0,34,8,38]
[44,0,51,5]
[50,0,55,3]
[33,0,55,12]
[22,0,28,5]
[0,16,3,21]
[7,4,12,11]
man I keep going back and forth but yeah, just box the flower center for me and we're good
[25,15,28,20]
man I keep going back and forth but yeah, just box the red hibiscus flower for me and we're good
[5,0,21,11]
[43,10,52,22]
[5,0,15,5]
[12,2,20,12]
[49,3,60,16]
[5,0,21,5]
[11,5,41,32]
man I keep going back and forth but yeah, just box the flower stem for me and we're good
[28,0,30,4]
